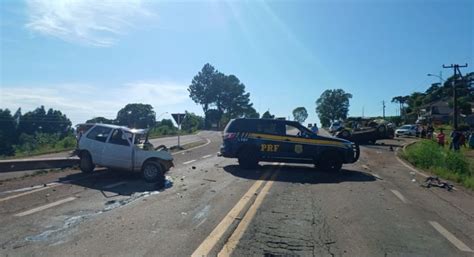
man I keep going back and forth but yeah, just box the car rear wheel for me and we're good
[142,161,165,186]
[238,146,259,169]
[79,152,94,173]
[319,152,343,172]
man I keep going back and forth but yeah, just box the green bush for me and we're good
[445,151,469,175]
[55,136,77,149]
[404,140,473,190]
[11,133,76,158]
[404,141,443,169]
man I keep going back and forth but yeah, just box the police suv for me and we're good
[220,118,359,171]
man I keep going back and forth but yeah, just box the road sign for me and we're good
[171,113,186,148]
[171,113,186,126]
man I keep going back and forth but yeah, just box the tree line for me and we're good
[0,103,204,157]
[392,72,473,123]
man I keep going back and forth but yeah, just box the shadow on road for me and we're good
[57,169,167,197]
[223,164,376,184]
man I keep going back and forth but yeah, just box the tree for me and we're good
[189,64,256,128]
[158,119,175,128]
[217,74,254,118]
[243,107,260,118]
[261,110,275,119]
[188,63,220,114]
[116,103,156,128]
[18,106,71,136]
[0,109,17,156]
[86,117,115,124]
[292,107,308,123]
[315,89,352,127]
[181,111,204,132]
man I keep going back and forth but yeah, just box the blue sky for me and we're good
[1,0,472,126]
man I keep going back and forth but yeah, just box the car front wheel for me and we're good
[79,152,94,173]
[142,161,165,186]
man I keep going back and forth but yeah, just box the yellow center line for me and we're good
[218,169,280,257]
[191,170,273,257]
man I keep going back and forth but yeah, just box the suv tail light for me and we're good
[223,132,237,140]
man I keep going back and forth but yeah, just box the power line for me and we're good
[442,63,468,130]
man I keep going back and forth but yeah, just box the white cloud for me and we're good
[25,0,154,47]
[0,81,190,125]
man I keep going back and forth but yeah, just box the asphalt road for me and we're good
[0,130,473,257]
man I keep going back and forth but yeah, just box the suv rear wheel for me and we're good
[79,152,94,173]
[238,146,259,169]
[319,152,342,172]
[142,161,165,186]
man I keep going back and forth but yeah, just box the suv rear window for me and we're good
[225,120,255,133]
[87,126,112,142]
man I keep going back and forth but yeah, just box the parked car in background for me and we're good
[395,124,417,137]
[76,123,174,185]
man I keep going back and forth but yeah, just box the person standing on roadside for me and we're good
[459,131,466,148]
[450,130,460,151]
[311,122,319,134]
[437,129,445,147]
[427,124,434,139]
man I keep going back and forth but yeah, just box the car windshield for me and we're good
[1,1,472,256]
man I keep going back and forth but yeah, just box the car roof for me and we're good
[232,118,299,125]
[77,123,149,134]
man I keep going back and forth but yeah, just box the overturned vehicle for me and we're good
[335,119,394,144]
[75,123,173,184]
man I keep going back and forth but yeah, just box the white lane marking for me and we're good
[395,148,429,178]
[390,189,408,204]
[0,173,99,203]
[103,181,127,189]
[14,197,76,217]
[0,184,60,203]
[429,221,473,252]
[0,182,59,195]
[172,138,212,156]
[183,160,196,165]
[202,155,212,159]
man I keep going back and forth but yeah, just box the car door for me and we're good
[254,120,285,160]
[280,123,314,161]
[102,129,133,170]
[83,125,112,165]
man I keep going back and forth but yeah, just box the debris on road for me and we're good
[203,178,217,182]
[422,176,454,191]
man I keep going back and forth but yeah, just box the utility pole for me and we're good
[382,100,386,119]
[442,63,468,130]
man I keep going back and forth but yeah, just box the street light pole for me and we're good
[427,72,445,84]
[157,112,168,121]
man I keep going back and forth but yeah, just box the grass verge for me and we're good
[401,140,474,190]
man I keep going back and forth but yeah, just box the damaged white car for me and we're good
[75,123,174,184]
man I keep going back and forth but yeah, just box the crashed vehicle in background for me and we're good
[75,123,173,185]
[335,119,395,144]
